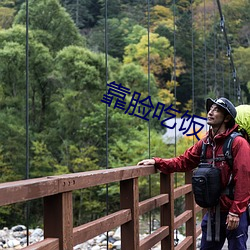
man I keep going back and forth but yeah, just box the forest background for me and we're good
[0,0,249,229]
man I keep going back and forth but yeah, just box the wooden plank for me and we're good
[174,210,192,229]
[140,226,169,250]
[57,165,156,192]
[0,165,156,206]
[73,209,131,245]
[139,194,169,215]
[44,192,73,250]
[174,184,192,199]
[185,171,196,250]
[22,238,59,250]
[196,226,202,237]
[120,178,140,250]
[175,236,193,250]
[195,204,203,213]
[161,173,174,250]
[0,177,59,206]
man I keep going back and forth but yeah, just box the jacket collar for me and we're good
[206,124,239,143]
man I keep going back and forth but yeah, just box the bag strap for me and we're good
[223,131,242,170]
[200,142,208,163]
[202,131,242,166]
[215,204,220,242]
[222,132,242,200]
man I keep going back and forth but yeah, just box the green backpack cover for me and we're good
[235,105,250,140]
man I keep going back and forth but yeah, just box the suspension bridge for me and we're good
[0,0,249,249]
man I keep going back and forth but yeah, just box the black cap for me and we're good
[206,97,237,120]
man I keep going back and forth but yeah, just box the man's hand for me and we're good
[137,159,155,166]
[226,213,240,230]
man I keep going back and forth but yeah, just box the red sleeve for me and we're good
[229,136,250,215]
[153,139,203,174]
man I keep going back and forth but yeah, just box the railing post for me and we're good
[160,173,174,250]
[44,192,73,250]
[120,178,139,250]
[185,171,196,250]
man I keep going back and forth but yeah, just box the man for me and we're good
[138,97,250,250]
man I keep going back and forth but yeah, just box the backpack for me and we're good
[192,131,241,208]
[192,161,221,208]
[235,105,250,142]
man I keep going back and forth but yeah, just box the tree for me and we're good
[0,6,15,29]
[0,25,56,132]
[14,0,84,52]
[234,46,250,102]
[86,17,138,60]
[149,5,174,33]
[0,112,26,180]
[30,141,58,177]
[46,46,116,167]
[0,41,26,101]
[61,0,102,29]
[118,63,158,98]
[124,31,185,93]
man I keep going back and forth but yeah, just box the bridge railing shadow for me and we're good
[0,165,203,250]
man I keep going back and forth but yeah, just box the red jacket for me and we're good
[154,124,250,216]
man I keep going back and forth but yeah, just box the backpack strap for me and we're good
[223,132,242,169]
[200,142,208,163]
[223,132,242,200]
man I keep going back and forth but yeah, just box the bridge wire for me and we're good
[104,0,109,248]
[215,0,242,104]
[76,0,79,27]
[218,24,225,96]
[228,64,231,100]
[172,0,177,184]
[215,10,224,97]
[203,0,209,135]
[191,0,195,145]
[25,0,30,245]
[213,0,217,96]
[203,0,207,98]
[147,0,152,234]
[172,0,179,245]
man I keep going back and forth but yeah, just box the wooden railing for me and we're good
[0,165,203,250]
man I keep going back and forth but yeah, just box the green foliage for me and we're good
[86,17,138,60]
[0,7,15,29]
[124,31,185,92]
[149,5,174,32]
[234,46,250,102]
[61,0,101,29]
[30,141,56,177]
[0,40,26,102]
[117,63,158,99]
[124,25,147,45]
[14,0,84,52]
[53,46,106,92]
[0,112,26,181]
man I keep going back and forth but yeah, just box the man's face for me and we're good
[207,104,226,127]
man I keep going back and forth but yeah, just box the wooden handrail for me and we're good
[0,165,203,250]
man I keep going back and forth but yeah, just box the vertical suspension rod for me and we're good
[104,0,109,248]
[25,0,30,245]
[147,0,152,234]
